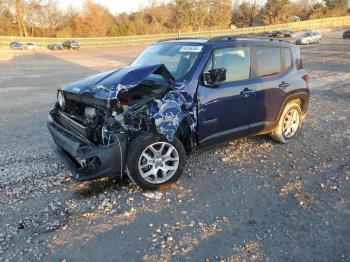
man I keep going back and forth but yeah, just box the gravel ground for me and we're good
[0,29,349,262]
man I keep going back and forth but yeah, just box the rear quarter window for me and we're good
[256,47,282,77]
[282,47,292,69]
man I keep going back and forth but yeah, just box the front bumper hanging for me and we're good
[47,112,127,181]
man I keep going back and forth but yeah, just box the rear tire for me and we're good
[270,102,302,144]
[126,133,186,190]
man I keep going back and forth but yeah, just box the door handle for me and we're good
[240,89,255,98]
[279,81,290,89]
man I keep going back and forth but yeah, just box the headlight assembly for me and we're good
[57,90,65,110]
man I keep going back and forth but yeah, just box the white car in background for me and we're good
[25,43,38,50]
[296,32,322,45]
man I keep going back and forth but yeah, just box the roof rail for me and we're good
[157,37,205,43]
[156,34,294,44]
[208,34,294,43]
[207,35,238,42]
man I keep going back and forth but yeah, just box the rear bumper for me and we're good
[47,113,127,181]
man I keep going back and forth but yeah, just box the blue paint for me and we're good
[150,90,196,142]
[63,64,174,100]
[59,38,308,147]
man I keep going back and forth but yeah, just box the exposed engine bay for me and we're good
[52,78,171,146]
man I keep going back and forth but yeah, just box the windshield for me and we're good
[302,33,310,37]
[131,42,203,81]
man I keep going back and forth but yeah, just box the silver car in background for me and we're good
[296,32,322,45]
[25,43,38,50]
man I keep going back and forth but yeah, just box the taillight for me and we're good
[302,74,310,85]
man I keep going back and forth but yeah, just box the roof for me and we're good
[157,35,294,47]
[157,38,208,43]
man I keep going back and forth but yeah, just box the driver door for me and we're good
[197,46,256,146]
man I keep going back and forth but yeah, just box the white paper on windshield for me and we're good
[180,46,203,53]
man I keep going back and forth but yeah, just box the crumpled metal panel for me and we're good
[63,63,197,145]
[62,64,174,101]
[148,89,197,144]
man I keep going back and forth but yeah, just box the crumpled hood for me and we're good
[63,64,174,100]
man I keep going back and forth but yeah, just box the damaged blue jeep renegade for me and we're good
[48,36,310,190]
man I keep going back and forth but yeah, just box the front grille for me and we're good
[62,98,106,144]
[64,99,85,117]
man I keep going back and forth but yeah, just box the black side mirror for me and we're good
[203,68,226,86]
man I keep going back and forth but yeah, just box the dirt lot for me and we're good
[0,29,349,262]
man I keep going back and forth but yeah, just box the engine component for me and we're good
[84,106,97,119]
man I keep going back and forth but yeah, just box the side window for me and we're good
[256,47,282,77]
[282,47,292,69]
[205,47,251,82]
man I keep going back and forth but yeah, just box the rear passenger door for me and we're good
[249,46,293,134]
[197,46,256,145]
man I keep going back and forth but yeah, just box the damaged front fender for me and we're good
[148,90,197,145]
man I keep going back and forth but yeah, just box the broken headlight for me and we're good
[57,90,65,110]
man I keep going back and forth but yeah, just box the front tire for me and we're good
[126,133,186,190]
[270,102,302,144]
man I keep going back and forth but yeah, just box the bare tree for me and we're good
[233,0,262,27]
[73,0,113,37]
[25,0,42,36]
[207,0,232,28]
[13,0,27,36]
[262,0,292,25]
[0,0,17,35]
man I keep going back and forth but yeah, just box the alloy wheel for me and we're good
[138,142,179,184]
[282,108,300,138]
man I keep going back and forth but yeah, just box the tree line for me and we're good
[0,0,349,37]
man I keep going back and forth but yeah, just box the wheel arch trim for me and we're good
[276,91,310,124]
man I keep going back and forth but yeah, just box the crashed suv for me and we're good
[48,36,310,190]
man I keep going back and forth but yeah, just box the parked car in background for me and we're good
[10,42,24,50]
[259,32,273,37]
[271,31,297,38]
[25,43,38,50]
[47,44,64,50]
[343,29,350,39]
[62,40,80,50]
[282,31,297,38]
[271,31,286,38]
[48,36,310,190]
[296,32,322,45]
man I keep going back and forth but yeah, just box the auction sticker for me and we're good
[180,46,203,52]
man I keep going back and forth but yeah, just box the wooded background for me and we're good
[0,0,349,38]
